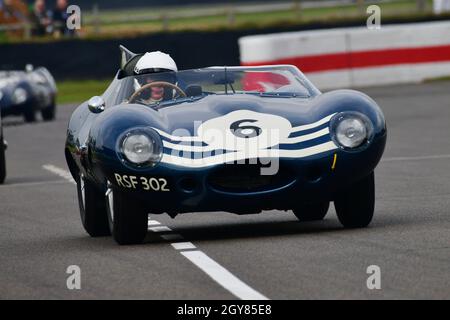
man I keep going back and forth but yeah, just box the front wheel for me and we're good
[41,102,56,121]
[76,174,111,237]
[106,187,148,245]
[334,172,375,228]
[293,201,329,222]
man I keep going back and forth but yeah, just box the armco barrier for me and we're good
[239,21,450,89]
[2,17,450,81]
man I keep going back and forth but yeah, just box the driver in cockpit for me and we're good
[131,51,178,104]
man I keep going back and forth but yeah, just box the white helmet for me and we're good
[134,51,178,75]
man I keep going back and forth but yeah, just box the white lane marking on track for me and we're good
[40,165,268,299]
[0,180,68,188]
[42,164,76,184]
[148,219,161,226]
[181,250,269,300]
[148,226,172,232]
[149,218,269,300]
[382,154,450,162]
[171,242,197,250]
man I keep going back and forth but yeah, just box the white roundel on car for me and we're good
[196,110,292,152]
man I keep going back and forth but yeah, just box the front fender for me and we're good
[87,104,164,183]
[314,89,386,137]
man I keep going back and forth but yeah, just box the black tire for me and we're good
[23,109,36,123]
[106,188,148,245]
[41,102,56,121]
[293,201,329,222]
[0,132,6,184]
[334,172,375,228]
[76,174,111,237]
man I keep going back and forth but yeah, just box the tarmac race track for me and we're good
[1,82,449,299]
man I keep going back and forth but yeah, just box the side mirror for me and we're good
[88,96,105,113]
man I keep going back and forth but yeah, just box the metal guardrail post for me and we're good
[24,23,31,40]
[93,3,100,34]
[416,0,426,12]
[227,6,236,26]
[293,0,302,18]
[161,13,169,31]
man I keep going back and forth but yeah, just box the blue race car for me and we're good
[65,47,386,245]
[0,66,57,122]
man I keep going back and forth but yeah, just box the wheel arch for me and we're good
[65,147,79,181]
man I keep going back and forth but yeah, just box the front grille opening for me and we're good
[208,164,294,193]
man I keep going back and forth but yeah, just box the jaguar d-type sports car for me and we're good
[65,46,386,245]
[0,66,57,122]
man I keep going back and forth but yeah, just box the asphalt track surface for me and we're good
[1,82,450,300]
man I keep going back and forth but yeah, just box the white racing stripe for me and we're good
[161,141,337,168]
[162,127,331,153]
[154,128,205,142]
[155,113,335,145]
[280,127,330,144]
[290,113,336,132]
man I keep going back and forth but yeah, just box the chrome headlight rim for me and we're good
[117,127,163,168]
[330,111,374,151]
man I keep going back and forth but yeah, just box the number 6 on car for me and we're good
[65,46,386,245]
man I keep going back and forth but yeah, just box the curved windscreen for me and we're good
[113,66,316,107]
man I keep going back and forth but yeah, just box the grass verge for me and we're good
[56,79,110,105]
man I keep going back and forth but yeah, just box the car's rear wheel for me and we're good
[0,131,6,184]
[106,187,148,245]
[334,172,375,228]
[41,102,56,121]
[293,201,329,222]
[76,174,111,237]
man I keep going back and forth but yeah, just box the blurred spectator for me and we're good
[30,0,52,36]
[51,0,75,37]
[0,0,28,23]
[0,0,30,38]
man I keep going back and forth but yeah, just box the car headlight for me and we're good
[331,112,373,149]
[12,87,27,105]
[120,129,162,167]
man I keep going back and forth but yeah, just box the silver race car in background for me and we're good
[0,66,57,123]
